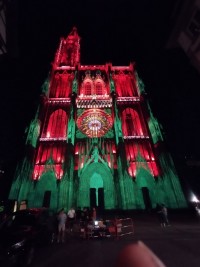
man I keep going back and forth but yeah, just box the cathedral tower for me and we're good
[9,28,187,211]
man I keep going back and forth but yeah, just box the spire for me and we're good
[69,26,78,36]
[54,27,81,67]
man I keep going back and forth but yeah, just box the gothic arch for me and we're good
[94,77,106,95]
[28,171,58,210]
[77,162,116,209]
[95,80,103,95]
[136,167,155,189]
[121,108,144,136]
[136,167,156,207]
[45,108,67,138]
[80,77,94,95]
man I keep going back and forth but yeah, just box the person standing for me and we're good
[161,204,170,226]
[91,207,97,221]
[67,207,76,232]
[57,208,67,243]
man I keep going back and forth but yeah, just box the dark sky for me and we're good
[1,0,200,198]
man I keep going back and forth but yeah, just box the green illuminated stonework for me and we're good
[9,28,187,211]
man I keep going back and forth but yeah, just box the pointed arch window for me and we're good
[33,143,66,180]
[95,82,103,95]
[85,82,92,95]
[50,73,60,98]
[56,74,71,98]
[50,73,73,98]
[122,108,144,136]
[45,109,67,138]
[36,143,66,165]
[112,74,137,97]
[125,113,134,136]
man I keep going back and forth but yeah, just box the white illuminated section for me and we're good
[40,137,66,141]
[124,135,149,139]
[88,119,101,131]
[191,193,199,203]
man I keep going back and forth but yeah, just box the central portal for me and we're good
[78,162,115,209]
[90,173,104,209]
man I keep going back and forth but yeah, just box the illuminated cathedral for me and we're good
[9,27,187,211]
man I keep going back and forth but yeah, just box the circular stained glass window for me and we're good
[88,119,102,130]
[76,109,113,138]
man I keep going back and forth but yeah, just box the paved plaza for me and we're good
[31,210,200,267]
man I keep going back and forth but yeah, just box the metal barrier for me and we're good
[115,218,134,239]
[79,218,134,239]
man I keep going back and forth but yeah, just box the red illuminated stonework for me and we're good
[9,28,187,211]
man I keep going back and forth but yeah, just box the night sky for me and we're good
[1,0,200,199]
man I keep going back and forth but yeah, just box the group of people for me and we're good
[56,207,97,242]
[79,207,111,238]
[56,204,170,242]
[79,207,97,224]
[57,207,76,243]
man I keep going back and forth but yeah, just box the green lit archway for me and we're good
[136,167,156,209]
[77,162,116,209]
[28,170,58,210]
[90,173,104,207]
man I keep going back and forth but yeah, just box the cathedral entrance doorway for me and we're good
[90,188,105,209]
[141,187,152,210]
[78,162,116,209]
[43,190,51,208]
[90,173,104,209]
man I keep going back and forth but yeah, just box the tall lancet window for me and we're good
[85,82,92,95]
[95,81,103,95]
[45,109,67,138]
[122,108,144,136]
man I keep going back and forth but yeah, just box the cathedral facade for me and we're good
[9,28,187,211]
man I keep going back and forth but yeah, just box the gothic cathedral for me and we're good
[9,28,187,211]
